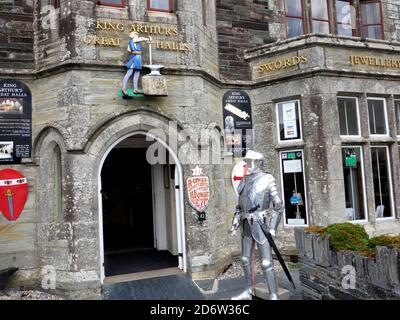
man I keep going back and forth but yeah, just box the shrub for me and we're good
[324,222,370,252]
[368,235,400,250]
[304,226,326,234]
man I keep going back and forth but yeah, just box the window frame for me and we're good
[367,97,389,137]
[338,96,362,138]
[147,0,174,13]
[395,99,400,139]
[371,145,395,221]
[279,149,309,228]
[96,0,126,8]
[341,145,368,223]
[359,0,384,40]
[276,99,303,143]
[310,0,332,34]
[284,0,306,38]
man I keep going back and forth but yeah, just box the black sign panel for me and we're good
[0,80,32,164]
[222,90,253,157]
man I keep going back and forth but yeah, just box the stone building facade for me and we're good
[0,0,399,298]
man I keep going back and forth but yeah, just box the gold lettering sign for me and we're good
[258,56,308,74]
[350,55,400,69]
[83,20,190,52]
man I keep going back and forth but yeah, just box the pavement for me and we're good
[102,268,303,300]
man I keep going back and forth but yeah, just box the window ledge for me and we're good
[275,141,305,150]
[369,136,396,143]
[340,136,368,144]
[146,10,177,24]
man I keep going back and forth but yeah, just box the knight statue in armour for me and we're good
[230,150,285,300]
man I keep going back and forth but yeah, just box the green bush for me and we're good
[368,235,400,250]
[324,222,370,252]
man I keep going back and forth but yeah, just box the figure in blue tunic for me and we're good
[122,31,151,95]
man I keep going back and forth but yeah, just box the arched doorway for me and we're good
[97,132,186,282]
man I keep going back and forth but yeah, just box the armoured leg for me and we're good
[257,241,279,300]
[122,69,134,91]
[133,70,140,91]
[231,233,253,300]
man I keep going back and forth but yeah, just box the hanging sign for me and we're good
[0,80,32,165]
[223,90,253,157]
[186,165,210,213]
[231,160,247,196]
[345,154,357,167]
[0,168,28,222]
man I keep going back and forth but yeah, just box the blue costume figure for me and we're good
[122,31,151,95]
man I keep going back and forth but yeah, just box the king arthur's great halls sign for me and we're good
[83,20,190,52]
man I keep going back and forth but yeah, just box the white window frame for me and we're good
[279,149,309,228]
[395,99,400,139]
[371,145,396,221]
[341,146,368,223]
[276,99,303,143]
[338,96,361,138]
[367,97,389,137]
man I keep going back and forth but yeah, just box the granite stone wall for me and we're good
[295,229,400,300]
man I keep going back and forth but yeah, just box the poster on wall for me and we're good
[186,165,210,213]
[282,102,298,139]
[0,79,32,165]
[222,90,253,157]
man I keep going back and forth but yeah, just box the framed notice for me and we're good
[0,80,32,165]
[276,100,302,142]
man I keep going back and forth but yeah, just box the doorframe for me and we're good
[98,131,187,283]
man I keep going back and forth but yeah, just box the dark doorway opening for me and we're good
[101,146,177,277]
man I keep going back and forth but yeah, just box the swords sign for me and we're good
[0,168,28,222]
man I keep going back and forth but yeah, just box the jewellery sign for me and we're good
[0,80,32,165]
[223,90,253,157]
[186,165,210,216]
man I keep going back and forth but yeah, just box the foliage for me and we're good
[368,235,400,250]
[324,222,370,252]
[304,226,326,234]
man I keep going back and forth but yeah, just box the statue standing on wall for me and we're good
[121,31,152,96]
[230,150,285,300]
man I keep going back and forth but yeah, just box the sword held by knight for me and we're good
[229,150,295,300]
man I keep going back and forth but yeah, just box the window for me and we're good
[360,0,383,39]
[284,0,305,38]
[276,100,302,142]
[280,150,308,226]
[311,0,330,34]
[336,0,355,36]
[367,98,388,135]
[97,0,125,7]
[338,97,360,136]
[53,145,62,221]
[342,147,367,221]
[395,100,400,137]
[148,0,173,12]
[371,146,394,219]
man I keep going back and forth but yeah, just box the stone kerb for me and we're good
[294,228,400,300]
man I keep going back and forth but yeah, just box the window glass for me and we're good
[338,97,359,136]
[361,1,383,39]
[98,0,124,6]
[368,98,387,135]
[362,25,382,39]
[336,0,354,36]
[287,18,304,38]
[312,21,330,34]
[311,0,328,20]
[149,0,171,11]
[280,150,308,226]
[285,0,303,16]
[342,147,366,221]
[371,147,393,219]
[277,100,302,141]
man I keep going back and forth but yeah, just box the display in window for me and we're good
[281,150,307,226]
[277,100,301,141]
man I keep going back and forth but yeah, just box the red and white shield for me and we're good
[231,160,247,196]
[0,169,28,222]
[186,166,210,212]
